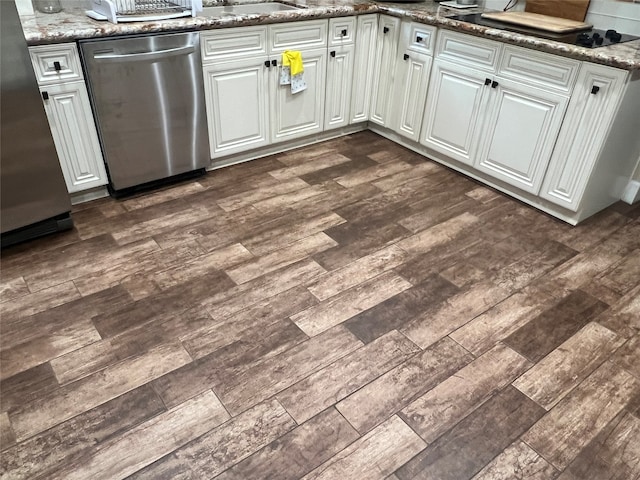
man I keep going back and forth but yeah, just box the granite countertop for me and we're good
[20,0,640,70]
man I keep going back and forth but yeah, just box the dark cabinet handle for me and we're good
[271,59,277,67]
[42,91,49,100]
[416,36,423,42]
[491,80,499,88]
[341,29,347,36]
[383,27,389,34]
[264,60,270,68]
[591,85,600,95]
[403,53,409,61]
[53,61,62,71]
[484,78,491,86]
[330,50,336,57]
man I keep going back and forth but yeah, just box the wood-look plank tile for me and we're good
[292,271,412,336]
[277,143,341,165]
[450,288,557,356]
[400,344,531,444]
[371,162,441,191]
[217,326,362,415]
[298,155,379,184]
[596,249,640,296]
[0,281,81,322]
[514,322,624,410]
[398,188,480,234]
[9,342,191,441]
[550,209,628,252]
[153,319,308,409]
[336,337,473,434]
[0,412,16,451]
[344,274,459,344]
[396,212,479,254]
[596,284,640,338]
[306,245,408,301]
[92,270,234,338]
[503,289,609,363]
[120,181,206,211]
[522,361,640,470]
[214,408,359,480]
[216,177,309,212]
[401,280,510,349]
[465,186,501,204]
[335,161,412,188]
[204,259,326,320]
[0,385,165,480]
[557,411,640,480]
[128,399,296,480]
[0,276,29,304]
[47,391,229,480]
[239,211,346,257]
[470,441,559,480]
[301,415,426,480]
[611,334,640,379]
[396,387,545,480]
[276,331,420,423]
[0,319,102,380]
[270,153,352,180]
[0,363,59,413]
[226,232,337,284]
[50,340,120,385]
[252,183,329,213]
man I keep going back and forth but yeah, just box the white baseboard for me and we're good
[621,179,640,204]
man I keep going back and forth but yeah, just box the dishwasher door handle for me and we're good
[92,44,196,63]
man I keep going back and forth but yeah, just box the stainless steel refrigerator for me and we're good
[1,1,73,248]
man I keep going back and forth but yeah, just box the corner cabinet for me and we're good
[29,43,108,193]
[369,15,401,127]
[350,14,378,123]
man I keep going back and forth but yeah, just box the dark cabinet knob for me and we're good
[330,50,336,57]
[341,29,347,37]
[53,61,62,71]
[491,80,499,88]
[416,36,423,42]
[383,27,389,34]
[42,91,49,100]
[403,53,409,61]
[264,60,270,68]
[271,59,277,67]
[484,78,491,86]
[591,85,600,95]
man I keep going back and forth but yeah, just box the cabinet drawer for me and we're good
[329,17,356,46]
[201,26,268,63]
[269,20,328,53]
[29,44,83,85]
[436,30,501,72]
[401,22,436,55]
[499,46,580,93]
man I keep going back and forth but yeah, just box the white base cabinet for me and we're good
[370,15,401,128]
[29,43,107,194]
[350,14,378,124]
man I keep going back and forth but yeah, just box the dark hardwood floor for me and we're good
[1,131,639,479]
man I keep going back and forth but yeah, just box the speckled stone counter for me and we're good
[20,0,640,70]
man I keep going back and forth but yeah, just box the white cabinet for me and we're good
[350,14,378,123]
[271,47,327,142]
[325,44,355,130]
[203,57,270,157]
[391,22,436,142]
[421,60,491,165]
[29,44,107,193]
[475,78,569,194]
[541,63,628,210]
[370,15,401,127]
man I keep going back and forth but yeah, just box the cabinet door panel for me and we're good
[204,57,270,158]
[369,15,400,127]
[541,64,628,211]
[420,60,489,165]
[393,51,432,141]
[271,48,326,143]
[325,44,355,130]
[350,14,377,123]
[41,82,107,193]
[476,77,569,194]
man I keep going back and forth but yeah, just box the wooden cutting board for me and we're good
[480,11,592,33]
[525,0,590,22]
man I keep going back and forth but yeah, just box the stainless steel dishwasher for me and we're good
[80,32,209,195]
